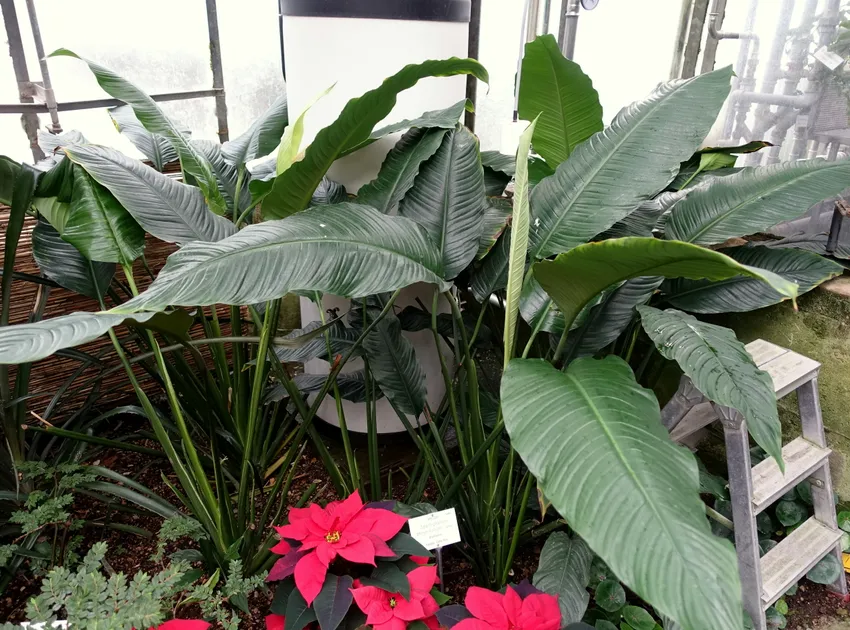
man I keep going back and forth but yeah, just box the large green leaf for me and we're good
[399,126,485,279]
[359,296,426,416]
[528,67,732,259]
[260,58,488,219]
[64,165,145,264]
[533,531,593,624]
[273,321,362,363]
[221,93,288,166]
[116,203,447,313]
[65,144,236,244]
[0,155,21,205]
[519,274,565,335]
[503,118,538,364]
[0,311,156,365]
[285,370,376,404]
[341,99,469,157]
[32,221,114,299]
[766,233,850,259]
[357,127,448,214]
[501,357,742,630]
[193,139,252,212]
[533,237,799,332]
[518,34,602,168]
[50,49,227,215]
[661,246,843,313]
[637,306,783,468]
[665,159,850,245]
[108,104,179,171]
[599,191,686,240]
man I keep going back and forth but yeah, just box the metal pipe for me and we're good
[514,0,534,119]
[0,0,43,162]
[0,88,223,114]
[23,0,60,134]
[669,0,691,80]
[730,90,817,109]
[542,0,552,35]
[700,0,727,74]
[205,0,228,143]
[558,0,580,59]
[465,0,482,130]
[526,0,541,43]
[721,0,759,140]
[681,0,710,79]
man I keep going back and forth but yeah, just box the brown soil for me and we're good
[787,581,850,630]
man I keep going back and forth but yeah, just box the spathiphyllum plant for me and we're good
[2,31,850,630]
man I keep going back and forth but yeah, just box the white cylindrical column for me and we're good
[281,1,472,433]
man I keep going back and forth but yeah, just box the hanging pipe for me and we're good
[558,0,581,60]
[513,0,534,120]
[23,0,60,134]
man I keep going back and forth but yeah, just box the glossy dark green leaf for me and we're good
[273,321,362,363]
[359,295,426,416]
[50,49,227,215]
[387,532,431,558]
[766,233,850,259]
[358,563,411,600]
[518,34,603,167]
[665,159,850,245]
[638,306,783,469]
[595,580,626,613]
[65,144,235,244]
[533,531,593,624]
[471,229,510,303]
[357,127,448,214]
[501,357,742,630]
[0,155,22,205]
[661,246,842,314]
[623,606,657,630]
[38,129,87,157]
[519,273,565,335]
[312,177,347,205]
[109,104,179,171]
[477,197,512,260]
[284,371,377,404]
[806,554,842,585]
[398,126,485,279]
[775,500,807,527]
[64,165,145,264]
[599,192,686,240]
[529,67,732,259]
[314,574,353,630]
[32,221,114,299]
[117,203,447,313]
[222,93,288,166]
[284,588,317,630]
[260,58,487,219]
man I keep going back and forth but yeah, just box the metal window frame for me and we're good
[0,0,230,162]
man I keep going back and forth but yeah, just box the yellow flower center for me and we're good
[325,530,341,543]
[389,597,397,608]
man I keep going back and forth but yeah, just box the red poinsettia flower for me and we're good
[265,614,285,630]
[272,490,408,605]
[351,565,441,630]
[453,586,561,630]
[148,622,211,630]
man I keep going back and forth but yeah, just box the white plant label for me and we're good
[814,46,845,71]
[408,508,462,550]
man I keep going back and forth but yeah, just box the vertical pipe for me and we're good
[514,0,533,119]
[721,0,759,141]
[559,0,581,59]
[542,0,552,35]
[205,0,229,143]
[526,0,541,43]
[699,0,727,74]
[23,0,60,134]
[0,0,43,162]
[669,0,692,79]
[680,0,709,79]
[278,0,287,79]
[465,0,482,131]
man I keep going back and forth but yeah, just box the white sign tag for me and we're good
[408,508,462,550]
[814,46,845,71]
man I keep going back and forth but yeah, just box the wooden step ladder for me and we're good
[662,339,848,630]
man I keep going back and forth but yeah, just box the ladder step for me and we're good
[760,518,842,608]
[748,343,820,398]
[745,339,789,367]
[751,437,831,514]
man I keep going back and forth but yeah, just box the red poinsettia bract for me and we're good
[147,621,211,630]
[454,586,561,630]
[265,614,285,630]
[351,564,441,630]
[271,490,408,604]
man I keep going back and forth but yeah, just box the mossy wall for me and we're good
[712,280,850,498]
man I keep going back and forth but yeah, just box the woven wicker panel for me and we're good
[1,207,232,423]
